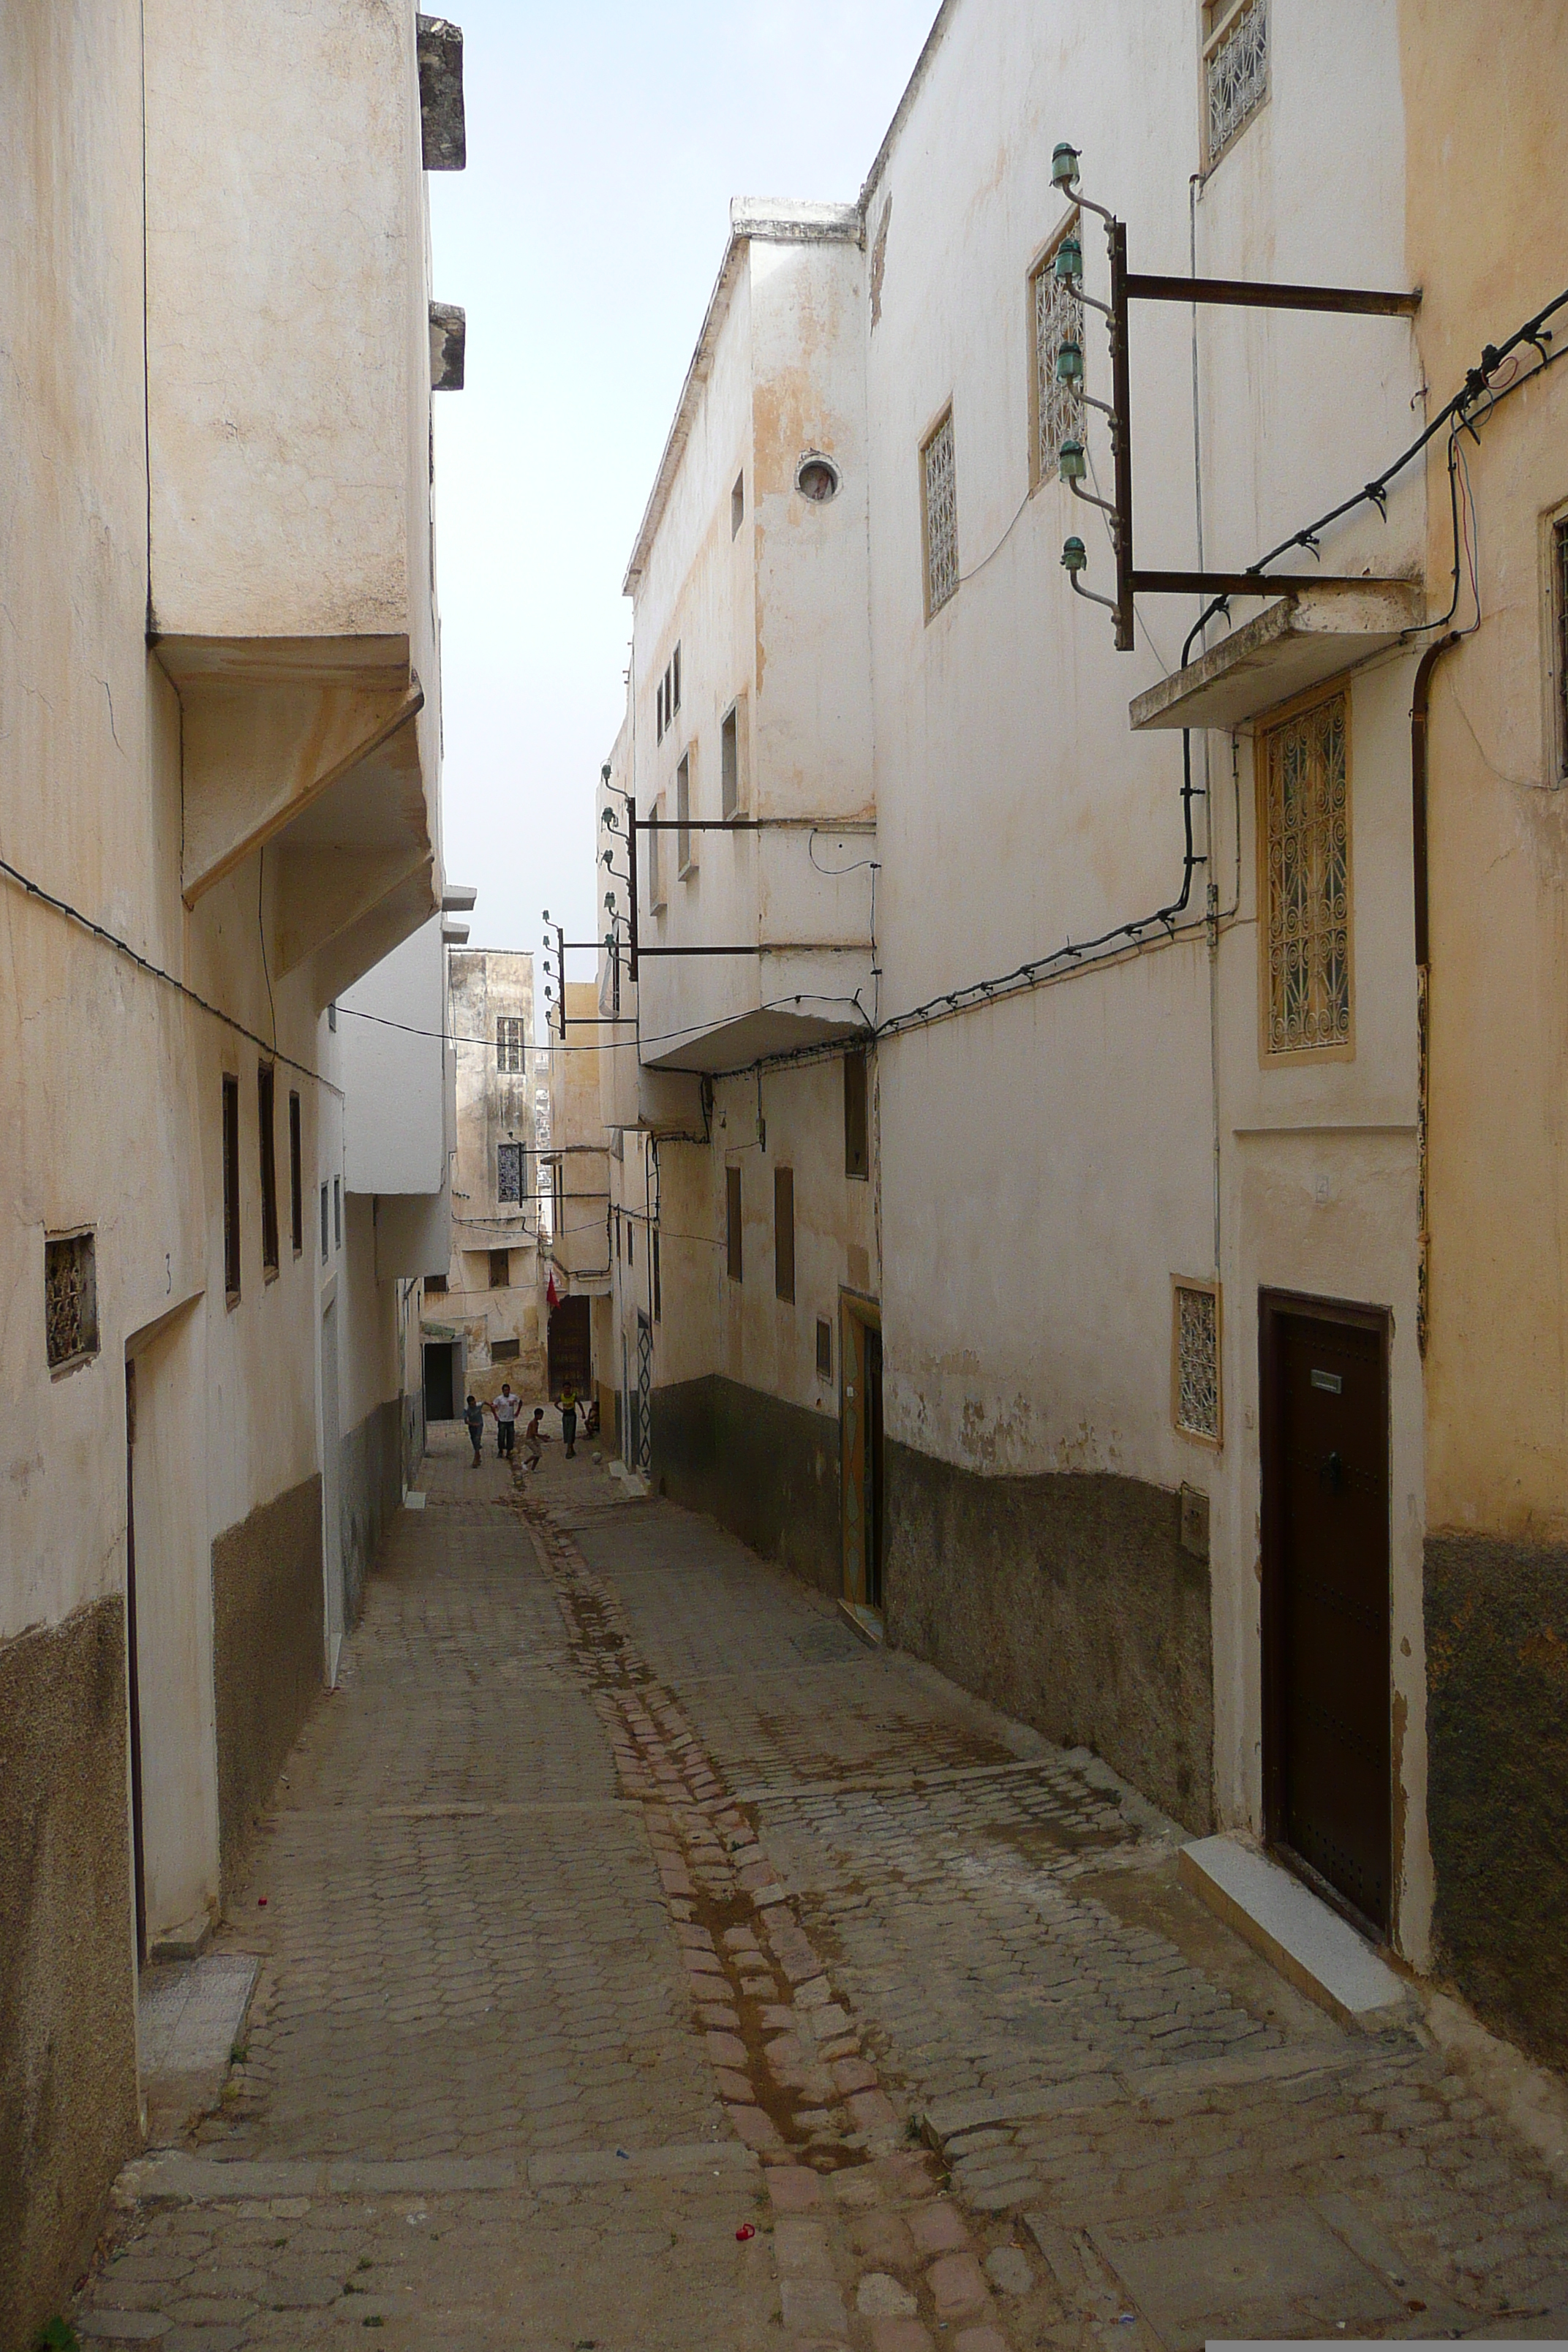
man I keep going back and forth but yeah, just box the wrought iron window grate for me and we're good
[923,412,958,614]
[497,1141,523,1202]
[1035,235,1085,483]
[1205,0,1268,164]
[1264,692,1351,1055]
[497,1016,526,1073]
[1175,1282,1220,1441]
[46,1231,98,1371]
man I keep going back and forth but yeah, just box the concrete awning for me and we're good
[1129,582,1425,731]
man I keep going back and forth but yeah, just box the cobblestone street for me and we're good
[75,1426,1568,2351]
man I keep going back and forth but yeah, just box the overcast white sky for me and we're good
[426,0,938,979]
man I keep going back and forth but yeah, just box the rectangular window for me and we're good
[1262,690,1352,1058]
[222,1075,241,1300]
[258,1064,279,1275]
[497,1017,526,1073]
[491,1336,520,1361]
[320,1180,329,1266]
[844,1049,869,1179]
[45,1230,98,1372]
[1031,214,1085,486]
[676,753,693,875]
[552,1161,565,1234]
[489,1248,510,1289]
[627,1215,634,1267]
[333,1175,342,1254]
[652,1226,661,1322]
[731,472,745,536]
[774,1166,795,1303]
[655,645,682,745]
[1172,1278,1221,1444]
[815,1316,832,1380]
[647,795,666,913]
[1203,0,1269,167]
[726,1164,743,1283]
[497,1140,524,1202]
[288,1090,303,1256]
[424,1272,448,1294]
[720,704,740,818]
[1555,515,1568,776]
[672,641,681,717]
[921,409,958,617]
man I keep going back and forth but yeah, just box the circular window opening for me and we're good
[795,453,840,503]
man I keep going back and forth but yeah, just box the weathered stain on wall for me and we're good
[0,1602,140,2352]
[211,1477,325,1895]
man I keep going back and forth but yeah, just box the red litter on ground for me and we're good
[735,2225,755,2242]
[257,1896,268,1907]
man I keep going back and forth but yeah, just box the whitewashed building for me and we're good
[592,0,1568,2070]
[0,5,462,2332]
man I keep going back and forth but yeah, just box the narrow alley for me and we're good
[75,1438,1568,2351]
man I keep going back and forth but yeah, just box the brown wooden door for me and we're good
[1261,1295,1391,1932]
[548,1294,592,1398]
[840,1297,883,1613]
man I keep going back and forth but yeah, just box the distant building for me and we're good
[421,949,544,1415]
[540,982,617,1432]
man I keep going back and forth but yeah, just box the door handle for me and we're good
[1320,1450,1345,1493]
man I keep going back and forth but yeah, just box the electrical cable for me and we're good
[0,847,342,1096]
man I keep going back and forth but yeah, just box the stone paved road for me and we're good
[74,1425,1568,2351]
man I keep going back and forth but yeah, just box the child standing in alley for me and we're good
[463,1392,485,1468]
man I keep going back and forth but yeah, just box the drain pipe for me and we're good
[1411,632,1462,1360]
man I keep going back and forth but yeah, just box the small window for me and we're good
[424,1272,448,1295]
[627,1216,634,1267]
[258,1064,279,1275]
[327,1001,337,1033]
[652,1226,661,1322]
[1203,0,1269,168]
[491,1336,520,1362]
[726,1164,743,1283]
[1554,514,1568,777]
[497,1140,524,1202]
[1261,690,1352,1058]
[844,1049,869,1180]
[489,1248,511,1289]
[552,1161,565,1234]
[45,1230,98,1373]
[731,472,745,535]
[1173,1278,1221,1444]
[647,795,666,913]
[1030,214,1085,487]
[222,1075,241,1300]
[672,642,681,717]
[774,1166,795,1303]
[497,1017,526,1073]
[796,453,840,503]
[288,1091,303,1256]
[320,1180,329,1266]
[816,1316,832,1380]
[720,704,741,819]
[676,753,694,876]
[333,1175,342,1254]
[921,409,958,617]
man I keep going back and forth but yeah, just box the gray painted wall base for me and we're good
[651,1373,840,1597]
[1426,1532,1568,2069]
[884,1440,1214,1834]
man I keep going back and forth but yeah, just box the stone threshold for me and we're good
[1179,1835,1410,2032]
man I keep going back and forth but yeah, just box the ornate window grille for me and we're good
[922,411,958,616]
[1204,0,1269,166]
[1033,220,1085,484]
[1173,1280,1221,1443]
[1264,691,1352,1055]
[497,1016,526,1072]
[45,1230,98,1371]
[497,1141,523,1202]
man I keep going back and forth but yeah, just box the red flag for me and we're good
[546,1273,559,1309]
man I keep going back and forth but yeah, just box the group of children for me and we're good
[461,1381,581,1471]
